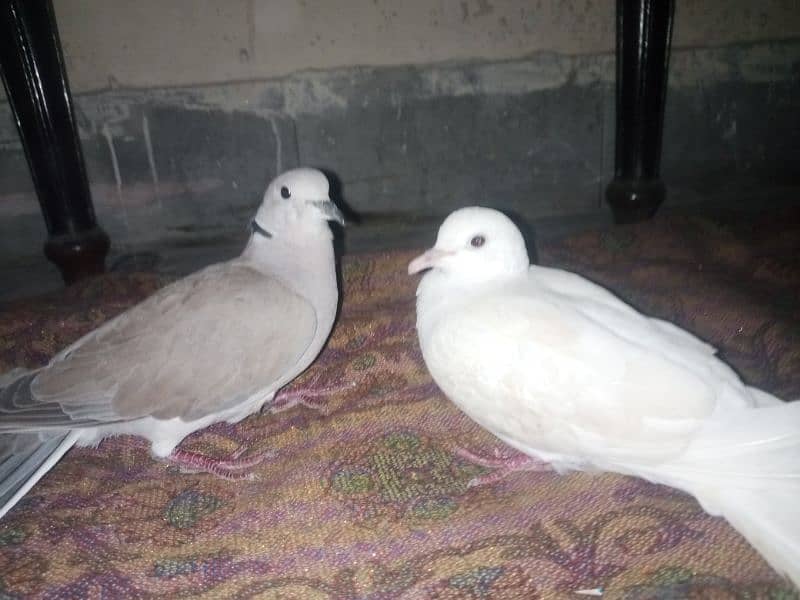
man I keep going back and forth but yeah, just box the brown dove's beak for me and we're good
[408,248,453,275]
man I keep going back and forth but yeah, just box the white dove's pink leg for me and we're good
[269,372,354,414]
[167,446,277,480]
[455,447,552,488]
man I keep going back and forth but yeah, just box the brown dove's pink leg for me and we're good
[269,373,354,414]
[166,446,277,480]
[455,446,552,488]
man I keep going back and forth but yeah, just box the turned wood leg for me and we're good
[0,0,110,283]
[606,0,676,224]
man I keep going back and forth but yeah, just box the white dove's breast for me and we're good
[419,293,584,460]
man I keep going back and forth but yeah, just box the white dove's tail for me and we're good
[648,399,800,587]
[716,488,800,588]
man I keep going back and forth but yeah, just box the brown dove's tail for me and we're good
[0,430,80,520]
[0,368,81,519]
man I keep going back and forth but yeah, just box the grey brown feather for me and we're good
[28,263,316,422]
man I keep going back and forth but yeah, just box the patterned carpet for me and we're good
[0,207,798,599]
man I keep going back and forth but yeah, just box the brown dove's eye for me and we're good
[280,186,291,199]
[470,235,485,248]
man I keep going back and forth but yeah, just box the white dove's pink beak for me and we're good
[408,248,452,274]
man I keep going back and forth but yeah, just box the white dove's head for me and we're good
[251,167,344,239]
[408,207,529,282]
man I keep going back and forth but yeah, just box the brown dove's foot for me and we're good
[269,373,355,414]
[455,446,552,488]
[166,445,277,480]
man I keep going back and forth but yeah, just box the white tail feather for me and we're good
[642,401,800,587]
[718,488,800,588]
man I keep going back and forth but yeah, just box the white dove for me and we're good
[0,167,344,519]
[409,206,800,587]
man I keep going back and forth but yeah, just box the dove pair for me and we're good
[1,175,797,589]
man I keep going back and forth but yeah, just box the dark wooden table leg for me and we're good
[606,0,675,224]
[0,0,110,284]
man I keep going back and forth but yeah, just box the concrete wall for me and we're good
[52,0,613,92]
[0,1,794,97]
[49,0,800,91]
[1,1,799,265]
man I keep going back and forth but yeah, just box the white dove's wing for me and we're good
[423,285,720,467]
[530,265,717,356]
[3,261,316,429]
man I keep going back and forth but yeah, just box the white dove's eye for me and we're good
[280,186,291,199]
[470,235,486,248]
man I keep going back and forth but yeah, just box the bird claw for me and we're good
[269,373,354,414]
[466,472,511,488]
[455,446,552,488]
[228,446,247,461]
[269,393,329,414]
[166,445,276,480]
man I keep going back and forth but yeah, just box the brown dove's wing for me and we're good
[28,261,317,423]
